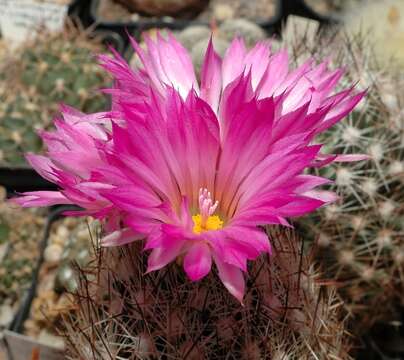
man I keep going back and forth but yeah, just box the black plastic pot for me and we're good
[0,166,57,194]
[90,0,283,28]
[89,0,283,53]
[69,0,95,27]
[356,316,404,360]
[93,28,127,54]
[88,0,340,55]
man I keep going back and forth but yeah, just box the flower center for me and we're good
[192,188,223,234]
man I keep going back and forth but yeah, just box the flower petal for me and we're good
[102,228,144,247]
[200,38,222,113]
[214,254,245,304]
[146,240,185,273]
[184,242,212,281]
[10,191,72,207]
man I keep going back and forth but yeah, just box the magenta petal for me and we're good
[25,154,59,183]
[222,37,247,89]
[102,228,143,247]
[146,238,186,273]
[10,191,72,207]
[303,190,339,204]
[334,154,370,162]
[213,254,245,304]
[276,196,325,217]
[184,242,212,281]
[200,38,222,113]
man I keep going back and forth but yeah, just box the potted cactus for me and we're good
[0,25,111,192]
[280,16,404,358]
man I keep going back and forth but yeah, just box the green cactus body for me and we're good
[0,28,111,166]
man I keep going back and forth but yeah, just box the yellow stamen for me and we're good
[192,214,223,234]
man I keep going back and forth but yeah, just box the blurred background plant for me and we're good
[0,24,110,167]
[278,15,404,358]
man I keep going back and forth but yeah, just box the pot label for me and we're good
[0,0,68,44]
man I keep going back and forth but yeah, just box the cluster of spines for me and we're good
[285,24,404,332]
[62,227,351,360]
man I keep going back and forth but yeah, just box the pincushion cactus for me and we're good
[12,28,367,357]
[0,27,110,166]
[64,228,352,359]
[282,18,404,333]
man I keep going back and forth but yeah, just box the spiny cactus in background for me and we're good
[63,228,352,360]
[0,26,110,166]
[282,20,404,332]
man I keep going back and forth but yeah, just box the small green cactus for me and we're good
[0,27,110,166]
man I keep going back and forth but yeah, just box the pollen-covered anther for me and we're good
[193,188,223,234]
[198,188,219,226]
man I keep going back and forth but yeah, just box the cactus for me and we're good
[279,17,404,335]
[0,26,110,166]
[63,227,352,359]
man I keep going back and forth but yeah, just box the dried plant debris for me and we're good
[22,216,96,348]
[0,25,110,166]
[64,228,352,359]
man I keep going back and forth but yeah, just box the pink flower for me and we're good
[14,33,366,303]
[12,105,136,238]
